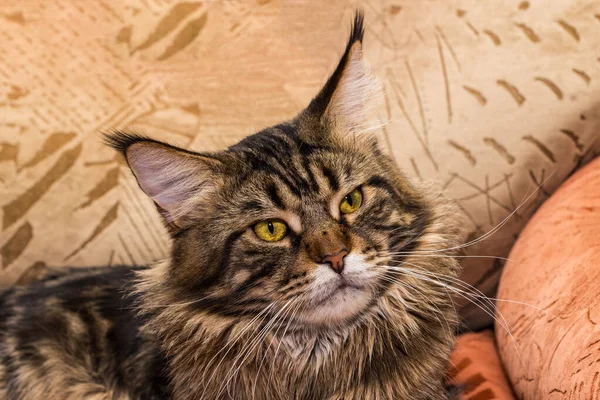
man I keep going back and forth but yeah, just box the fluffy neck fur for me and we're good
[134,191,461,400]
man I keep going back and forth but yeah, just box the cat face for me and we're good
[107,15,433,329]
[185,128,428,327]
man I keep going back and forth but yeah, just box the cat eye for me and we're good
[253,220,288,242]
[339,188,363,214]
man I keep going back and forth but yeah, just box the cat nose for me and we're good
[321,249,349,274]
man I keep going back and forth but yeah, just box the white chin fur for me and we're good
[302,253,377,325]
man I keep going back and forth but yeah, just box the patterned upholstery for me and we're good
[0,1,598,331]
[496,156,600,398]
[450,331,515,400]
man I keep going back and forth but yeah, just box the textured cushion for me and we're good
[449,330,515,400]
[495,156,600,398]
[0,1,599,329]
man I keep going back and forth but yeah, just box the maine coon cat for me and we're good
[0,13,463,399]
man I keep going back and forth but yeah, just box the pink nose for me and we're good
[321,249,349,274]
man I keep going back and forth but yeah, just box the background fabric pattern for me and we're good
[0,0,598,329]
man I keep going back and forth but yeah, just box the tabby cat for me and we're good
[0,13,463,400]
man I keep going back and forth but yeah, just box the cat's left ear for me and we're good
[307,12,386,139]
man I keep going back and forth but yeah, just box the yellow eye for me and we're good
[253,220,288,242]
[340,188,363,214]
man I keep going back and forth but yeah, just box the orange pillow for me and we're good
[495,156,600,398]
[449,330,515,400]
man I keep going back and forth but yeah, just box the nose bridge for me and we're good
[303,217,350,263]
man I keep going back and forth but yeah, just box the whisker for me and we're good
[218,298,296,399]
[385,261,554,316]
[388,172,555,255]
[263,299,304,399]
[199,299,280,400]
[385,260,518,336]
[387,252,513,263]
[378,275,452,332]
[385,267,503,332]
[382,265,525,365]
[251,297,302,400]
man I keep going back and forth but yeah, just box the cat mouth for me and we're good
[335,279,362,291]
[311,277,365,306]
[300,278,372,326]
[330,275,365,295]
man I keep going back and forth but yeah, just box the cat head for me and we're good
[106,13,455,329]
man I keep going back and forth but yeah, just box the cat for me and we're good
[0,12,463,400]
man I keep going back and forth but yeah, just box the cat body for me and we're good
[0,13,462,399]
[0,256,458,399]
[0,267,169,400]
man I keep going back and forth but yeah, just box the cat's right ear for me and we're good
[306,11,386,141]
[104,132,223,231]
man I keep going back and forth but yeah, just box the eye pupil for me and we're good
[267,222,274,234]
[345,194,353,206]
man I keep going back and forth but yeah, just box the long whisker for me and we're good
[251,297,302,400]
[387,260,519,339]
[382,265,525,366]
[199,299,280,400]
[262,299,305,399]
[234,298,298,397]
[390,261,530,364]
[385,259,554,316]
[394,264,459,330]
[218,298,296,399]
[129,294,212,311]
[387,252,513,263]
[385,266,505,333]
[387,172,555,256]
[222,310,283,400]
[383,270,512,348]
[378,275,452,332]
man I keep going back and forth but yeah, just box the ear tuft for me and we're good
[348,10,365,48]
[103,131,151,156]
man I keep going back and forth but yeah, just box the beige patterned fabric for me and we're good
[0,0,598,329]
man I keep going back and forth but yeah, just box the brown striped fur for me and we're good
[0,12,463,399]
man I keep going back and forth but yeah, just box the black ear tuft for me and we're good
[348,11,365,49]
[103,130,201,160]
[102,131,151,156]
[307,10,366,116]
